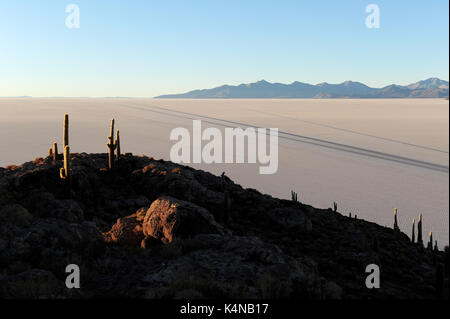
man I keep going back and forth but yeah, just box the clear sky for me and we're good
[1,0,448,97]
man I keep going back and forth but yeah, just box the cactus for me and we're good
[349,213,352,218]
[291,191,298,202]
[427,232,433,250]
[63,114,69,149]
[48,147,53,158]
[115,130,121,160]
[107,119,117,170]
[417,214,423,245]
[52,142,58,161]
[333,202,337,212]
[434,240,438,252]
[411,218,415,243]
[393,208,400,231]
[59,145,71,179]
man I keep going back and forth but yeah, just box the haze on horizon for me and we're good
[0,0,448,97]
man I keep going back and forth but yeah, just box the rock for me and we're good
[142,196,227,243]
[103,209,146,246]
[143,235,321,298]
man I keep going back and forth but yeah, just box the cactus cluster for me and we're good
[47,114,71,179]
[291,191,298,202]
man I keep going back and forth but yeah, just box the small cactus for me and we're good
[333,202,337,212]
[417,214,423,245]
[59,145,71,179]
[52,142,58,161]
[411,218,415,243]
[107,119,117,170]
[291,191,298,202]
[427,232,433,251]
[48,147,53,158]
[393,208,400,231]
[434,240,438,252]
[63,114,69,149]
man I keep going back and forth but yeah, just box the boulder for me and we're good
[143,196,226,243]
[103,208,147,246]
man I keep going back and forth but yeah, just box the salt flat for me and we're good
[0,98,448,245]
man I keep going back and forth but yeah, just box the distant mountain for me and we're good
[155,78,449,98]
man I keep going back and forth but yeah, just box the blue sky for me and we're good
[0,0,448,97]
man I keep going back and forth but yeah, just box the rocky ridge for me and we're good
[0,153,448,299]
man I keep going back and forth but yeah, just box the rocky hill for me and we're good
[155,78,449,98]
[0,153,448,299]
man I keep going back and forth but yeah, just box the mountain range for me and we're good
[155,77,449,99]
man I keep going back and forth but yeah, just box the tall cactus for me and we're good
[393,208,400,231]
[63,114,69,149]
[107,119,117,170]
[333,202,337,212]
[417,214,423,245]
[115,130,121,160]
[52,142,58,161]
[411,218,415,243]
[59,145,71,179]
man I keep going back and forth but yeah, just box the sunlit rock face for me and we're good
[142,196,227,244]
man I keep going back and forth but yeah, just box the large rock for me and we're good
[143,196,226,243]
[103,207,147,246]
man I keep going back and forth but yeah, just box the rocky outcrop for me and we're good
[142,196,227,243]
[103,208,146,246]
[0,153,447,299]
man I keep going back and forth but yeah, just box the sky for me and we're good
[0,0,448,97]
